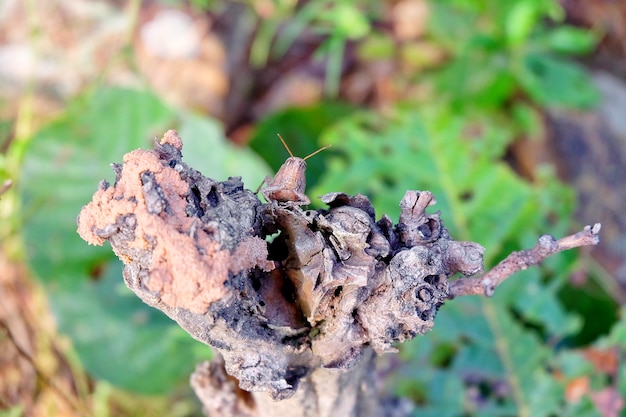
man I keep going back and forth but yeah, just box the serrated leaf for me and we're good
[434,54,517,109]
[481,300,563,417]
[496,269,582,339]
[420,373,466,414]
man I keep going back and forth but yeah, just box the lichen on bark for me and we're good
[77,130,600,416]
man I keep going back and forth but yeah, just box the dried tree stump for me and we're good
[77,131,600,416]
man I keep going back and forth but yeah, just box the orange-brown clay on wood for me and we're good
[77,131,230,313]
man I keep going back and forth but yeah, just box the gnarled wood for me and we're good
[77,130,600,416]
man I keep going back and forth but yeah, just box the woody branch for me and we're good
[448,223,602,298]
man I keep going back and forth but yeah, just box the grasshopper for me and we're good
[259,134,331,206]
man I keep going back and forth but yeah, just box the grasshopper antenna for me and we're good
[276,133,331,160]
[303,144,332,161]
[277,134,295,158]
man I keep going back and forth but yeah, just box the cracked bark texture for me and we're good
[77,130,598,417]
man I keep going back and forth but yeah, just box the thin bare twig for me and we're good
[449,223,602,298]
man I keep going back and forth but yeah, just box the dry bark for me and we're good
[77,130,600,416]
[449,223,601,298]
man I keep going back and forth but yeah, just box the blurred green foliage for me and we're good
[0,406,24,417]
[251,0,380,95]
[5,0,624,415]
[426,0,599,109]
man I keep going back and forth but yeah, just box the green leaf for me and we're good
[177,112,271,188]
[553,351,595,379]
[396,337,467,416]
[544,26,597,55]
[518,53,599,108]
[506,1,540,47]
[434,52,516,108]
[19,86,266,393]
[49,262,211,393]
[481,300,569,417]
[428,2,478,54]
[401,296,577,416]
[604,306,626,346]
[497,269,582,339]
[324,3,371,39]
[505,0,564,48]
[512,102,544,138]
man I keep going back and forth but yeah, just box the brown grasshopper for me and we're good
[259,134,331,206]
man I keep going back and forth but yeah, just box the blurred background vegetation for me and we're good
[1,0,625,416]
